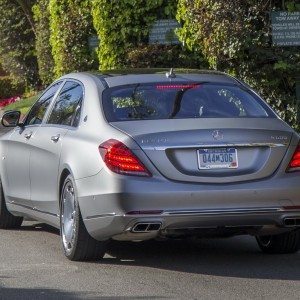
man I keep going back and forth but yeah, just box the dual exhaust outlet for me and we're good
[132,222,162,233]
[283,217,300,227]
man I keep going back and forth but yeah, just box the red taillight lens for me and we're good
[99,139,151,177]
[287,145,300,172]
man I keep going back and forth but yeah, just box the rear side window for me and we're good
[103,83,275,122]
[25,81,62,125]
[47,81,83,127]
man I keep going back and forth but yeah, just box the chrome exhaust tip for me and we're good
[283,217,300,227]
[132,222,162,233]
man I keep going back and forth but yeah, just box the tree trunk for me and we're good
[15,0,36,36]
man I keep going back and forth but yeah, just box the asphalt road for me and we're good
[0,126,299,300]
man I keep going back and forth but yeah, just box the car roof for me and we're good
[86,69,239,88]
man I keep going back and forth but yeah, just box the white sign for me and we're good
[149,19,180,45]
[271,11,300,46]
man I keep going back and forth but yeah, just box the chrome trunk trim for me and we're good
[143,143,287,151]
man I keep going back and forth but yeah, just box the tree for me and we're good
[33,0,55,85]
[177,0,300,128]
[49,0,96,78]
[91,0,178,70]
[0,0,39,87]
[16,0,37,35]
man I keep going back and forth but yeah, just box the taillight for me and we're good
[99,139,151,177]
[287,145,300,172]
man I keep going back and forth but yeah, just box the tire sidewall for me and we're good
[59,174,80,259]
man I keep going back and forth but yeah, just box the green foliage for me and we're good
[33,0,55,85]
[126,44,207,69]
[177,0,300,129]
[49,0,96,78]
[0,64,6,76]
[285,1,300,11]
[91,0,178,70]
[0,76,25,99]
[0,0,39,87]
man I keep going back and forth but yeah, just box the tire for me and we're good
[0,180,23,229]
[256,230,300,254]
[60,175,108,261]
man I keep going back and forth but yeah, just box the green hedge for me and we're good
[126,44,206,69]
[0,64,6,76]
[33,0,55,85]
[0,76,25,99]
[92,0,178,70]
[49,0,96,78]
[177,0,300,130]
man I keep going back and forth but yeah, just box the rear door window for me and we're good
[47,81,83,127]
[103,83,275,122]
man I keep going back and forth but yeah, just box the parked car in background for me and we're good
[0,69,299,261]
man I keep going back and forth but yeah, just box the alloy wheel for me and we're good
[61,180,77,254]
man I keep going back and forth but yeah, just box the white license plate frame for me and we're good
[197,148,238,170]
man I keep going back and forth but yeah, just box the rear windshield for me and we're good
[102,83,275,122]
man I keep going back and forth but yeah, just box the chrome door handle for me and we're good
[51,134,60,142]
[24,132,33,140]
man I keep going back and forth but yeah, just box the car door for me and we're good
[4,82,62,206]
[29,80,83,216]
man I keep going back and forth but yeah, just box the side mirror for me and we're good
[1,110,22,127]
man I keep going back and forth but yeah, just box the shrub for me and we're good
[176,0,300,129]
[33,0,55,85]
[92,0,178,70]
[0,96,20,108]
[0,0,39,87]
[0,76,24,99]
[49,0,96,78]
[0,64,6,76]
[126,44,206,69]
[4,94,38,115]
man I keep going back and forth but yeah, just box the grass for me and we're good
[4,94,38,115]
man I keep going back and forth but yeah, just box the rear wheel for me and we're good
[0,180,23,229]
[60,175,108,261]
[256,230,300,254]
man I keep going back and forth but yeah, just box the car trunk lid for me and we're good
[111,118,293,183]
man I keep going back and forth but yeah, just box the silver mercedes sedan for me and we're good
[0,69,299,261]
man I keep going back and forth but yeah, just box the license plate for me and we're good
[197,148,238,170]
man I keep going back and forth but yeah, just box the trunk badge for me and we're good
[212,130,223,140]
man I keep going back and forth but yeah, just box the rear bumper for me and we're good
[83,208,300,241]
[75,170,300,241]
